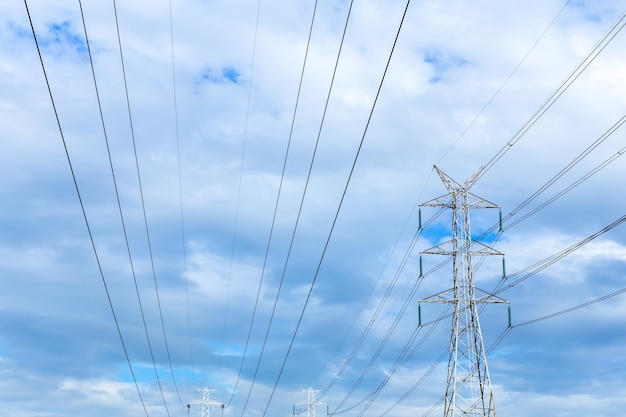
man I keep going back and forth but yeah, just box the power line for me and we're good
[233,0,321,411]
[505,113,626,223]
[503,144,626,232]
[314,207,445,397]
[330,304,451,417]
[111,0,173,413]
[436,0,572,165]
[463,112,626,263]
[220,0,263,398]
[259,1,414,415]
[472,215,626,340]
[318,226,422,398]
[478,8,626,180]
[316,210,451,409]
[351,308,450,417]
[378,348,448,417]
[326,214,454,414]
[23,1,149,415]
[497,214,626,294]
[470,216,626,362]
[330,256,425,414]
[167,0,195,404]
[513,286,626,328]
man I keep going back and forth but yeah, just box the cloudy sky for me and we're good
[2,0,626,416]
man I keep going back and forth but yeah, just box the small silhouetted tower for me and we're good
[190,388,223,417]
[419,166,507,417]
[294,388,326,417]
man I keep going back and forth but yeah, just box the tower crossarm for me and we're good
[473,288,509,304]
[419,288,457,303]
[470,241,503,256]
[419,288,508,305]
[420,193,498,210]
[420,193,454,208]
[421,240,503,257]
[467,192,499,209]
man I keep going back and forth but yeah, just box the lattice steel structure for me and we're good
[294,388,327,417]
[189,388,223,417]
[419,166,507,417]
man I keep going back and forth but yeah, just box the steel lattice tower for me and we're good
[294,388,327,417]
[189,388,223,417]
[420,166,507,417]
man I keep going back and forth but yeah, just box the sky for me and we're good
[1,0,626,416]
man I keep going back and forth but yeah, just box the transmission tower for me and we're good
[419,166,507,417]
[189,388,223,417]
[293,388,327,417]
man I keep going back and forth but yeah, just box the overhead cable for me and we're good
[513,286,626,328]
[167,0,195,403]
[504,145,626,231]
[478,8,626,180]
[352,308,450,417]
[111,0,174,413]
[497,214,626,294]
[221,0,263,400]
[437,0,572,165]
[315,208,445,397]
[505,113,626,222]
[234,0,321,412]
[377,348,448,417]
[23,1,149,415]
[259,0,414,415]
[330,260,426,414]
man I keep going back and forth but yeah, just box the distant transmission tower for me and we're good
[189,388,223,417]
[293,388,327,417]
[419,166,507,417]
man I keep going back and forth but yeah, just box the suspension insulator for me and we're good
[418,303,422,327]
[419,255,423,277]
[418,207,422,230]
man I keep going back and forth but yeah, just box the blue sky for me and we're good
[1,1,626,416]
